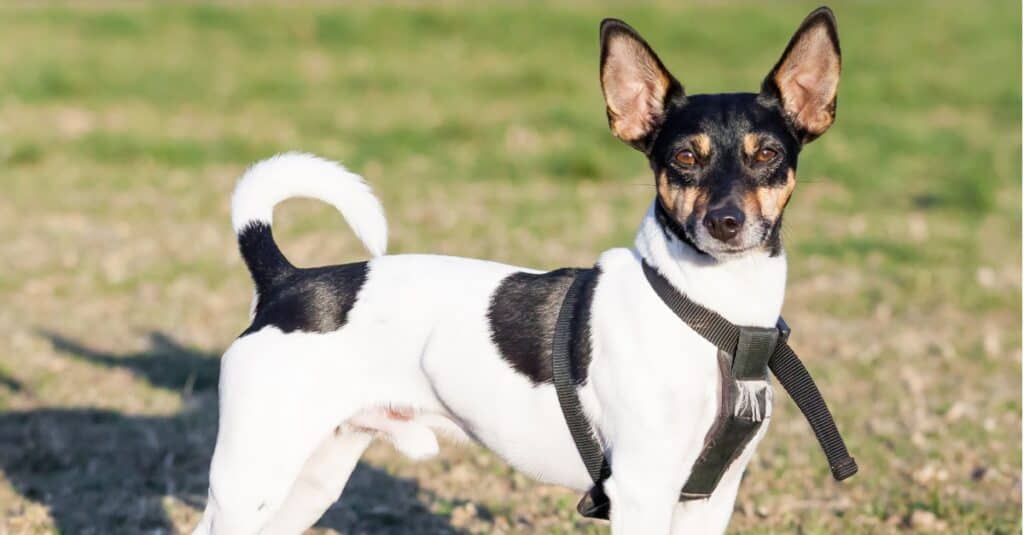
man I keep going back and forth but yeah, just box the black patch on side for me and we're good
[488,267,601,386]
[242,261,369,336]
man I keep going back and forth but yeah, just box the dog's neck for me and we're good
[634,202,787,328]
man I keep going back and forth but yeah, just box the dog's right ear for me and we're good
[600,19,685,151]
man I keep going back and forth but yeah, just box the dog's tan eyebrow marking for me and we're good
[692,133,712,157]
[755,167,797,219]
[742,133,760,157]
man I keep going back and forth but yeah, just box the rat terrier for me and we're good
[195,7,841,534]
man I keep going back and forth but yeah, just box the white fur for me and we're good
[735,380,772,421]
[634,203,786,328]
[231,152,388,257]
[195,154,788,535]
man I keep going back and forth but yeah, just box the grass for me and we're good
[0,1,1019,533]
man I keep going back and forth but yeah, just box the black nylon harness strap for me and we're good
[550,268,612,518]
[641,259,741,355]
[551,269,607,483]
[767,341,860,480]
[641,260,859,482]
[549,260,858,520]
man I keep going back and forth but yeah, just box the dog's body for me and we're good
[196,8,840,534]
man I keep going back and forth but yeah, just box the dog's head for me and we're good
[600,7,841,259]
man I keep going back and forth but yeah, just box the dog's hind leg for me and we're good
[258,427,373,534]
[193,334,365,535]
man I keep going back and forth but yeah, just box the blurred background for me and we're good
[0,1,1019,533]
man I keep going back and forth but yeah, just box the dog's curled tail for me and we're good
[231,152,387,293]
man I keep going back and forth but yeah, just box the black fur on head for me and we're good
[599,7,841,259]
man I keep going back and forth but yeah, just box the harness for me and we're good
[552,260,858,520]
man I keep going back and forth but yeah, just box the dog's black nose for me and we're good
[703,206,744,242]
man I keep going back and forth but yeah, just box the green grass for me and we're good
[0,1,1019,533]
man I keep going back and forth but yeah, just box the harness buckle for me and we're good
[733,326,779,381]
[576,483,611,519]
[776,316,791,344]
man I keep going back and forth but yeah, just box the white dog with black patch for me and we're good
[195,8,845,534]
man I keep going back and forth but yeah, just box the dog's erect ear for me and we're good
[600,19,684,151]
[761,7,841,143]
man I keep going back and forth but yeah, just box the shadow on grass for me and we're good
[0,331,469,534]
[0,370,22,392]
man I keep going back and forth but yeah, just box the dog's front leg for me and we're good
[669,420,769,534]
[668,479,740,535]
[602,434,694,535]
[605,460,739,535]
[604,478,677,533]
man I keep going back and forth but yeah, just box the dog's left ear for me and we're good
[761,7,841,143]
[600,19,685,151]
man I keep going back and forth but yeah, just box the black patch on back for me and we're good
[488,267,601,386]
[242,262,369,336]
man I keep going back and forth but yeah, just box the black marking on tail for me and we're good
[238,221,295,295]
[487,267,601,385]
[242,262,369,336]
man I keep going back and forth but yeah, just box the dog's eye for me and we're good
[755,148,778,163]
[675,150,697,166]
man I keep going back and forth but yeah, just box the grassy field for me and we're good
[0,1,1020,533]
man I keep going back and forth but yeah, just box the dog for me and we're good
[194,7,841,534]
